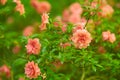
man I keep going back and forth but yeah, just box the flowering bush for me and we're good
[0,0,120,80]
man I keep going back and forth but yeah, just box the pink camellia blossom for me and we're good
[99,4,114,17]
[102,31,111,41]
[69,2,83,15]
[25,38,41,55]
[0,65,11,78]
[15,3,25,15]
[102,31,116,43]
[60,42,71,48]
[39,23,46,31]
[25,61,41,79]
[71,29,92,49]
[72,23,84,33]
[31,0,51,14]
[62,9,70,22]
[61,24,67,32]
[109,33,116,43]
[68,14,81,24]
[41,13,49,24]
[19,77,24,80]
[23,26,34,37]
[0,0,7,5]
[12,45,21,54]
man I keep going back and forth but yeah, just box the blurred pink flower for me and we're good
[15,3,25,15]
[102,31,116,43]
[91,1,97,8]
[25,61,41,79]
[31,0,51,14]
[0,0,7,5]
[25,38,41,55]
[61,24,67,32]
[68,14,80,24]
[109,33,116,43]
[19,77,24,80]
[102,31,111,41]
[12,45,21,54]
[72,23,84,33]
[98,46,106,54]
[60,42,71,48]
[0,65,11,78]
[23,26,34,37]
[62,9,70,22]
[39,23,46,31]
[71,29,92,49]
[99,4,114,17]
[13,0,21,4]
[41,13,49,24]
[69,2,83,15]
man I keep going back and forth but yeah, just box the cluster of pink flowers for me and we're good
[25,38,41,55]
[31,0,51,14]
[62,2,83,24]
[39,13,49,30]
[23,26,34,37]
[102,31,116,43]
[25,61,41,79]
[0,0,7,5]
[0,65,11,78]
[14,0,25,15]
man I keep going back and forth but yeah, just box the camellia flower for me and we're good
[23,26,34,37]
[25,38,41,55]
[0,0,7,5]
[71,29,92,49]
[15,2,25,15]
[99,4,114,17]
[31,0,51,14]
[69,2,83,15]
[73,23,84,33]
[62,9,70,22]
[102,31,116,43]
[12,45,21,54]
[39,13,49,30]
[41,13,49,24]
[0,65,11,78]
[25,61,41,79]
[68,14,81,24]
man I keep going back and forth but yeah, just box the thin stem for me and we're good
[81,65,85,80]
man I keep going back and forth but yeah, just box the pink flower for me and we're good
[71,29,92,49]
[109,33,116,43]
[15,3,25,15]
[98,46,106,54]
[69,2,83,15]
[41,13,49,24]
[99,4,114,17]
[102,31,116,43]
[39,23,46,31]
[23,26,34,37]
[25,38,41,55]
[61,24,67,32]
[62,9,70,22]
[13,0,21,4]
[91,1,98,9]
[25,61,41,79]
[0,65,11,78]
[68,14,80,24]
[12,45,21,54]
[60,42,71,48]
[31,0,51,14]
[0,0,7,5]
[73,23,84,33]
[102,31,111,41]
[19,77,24,80]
